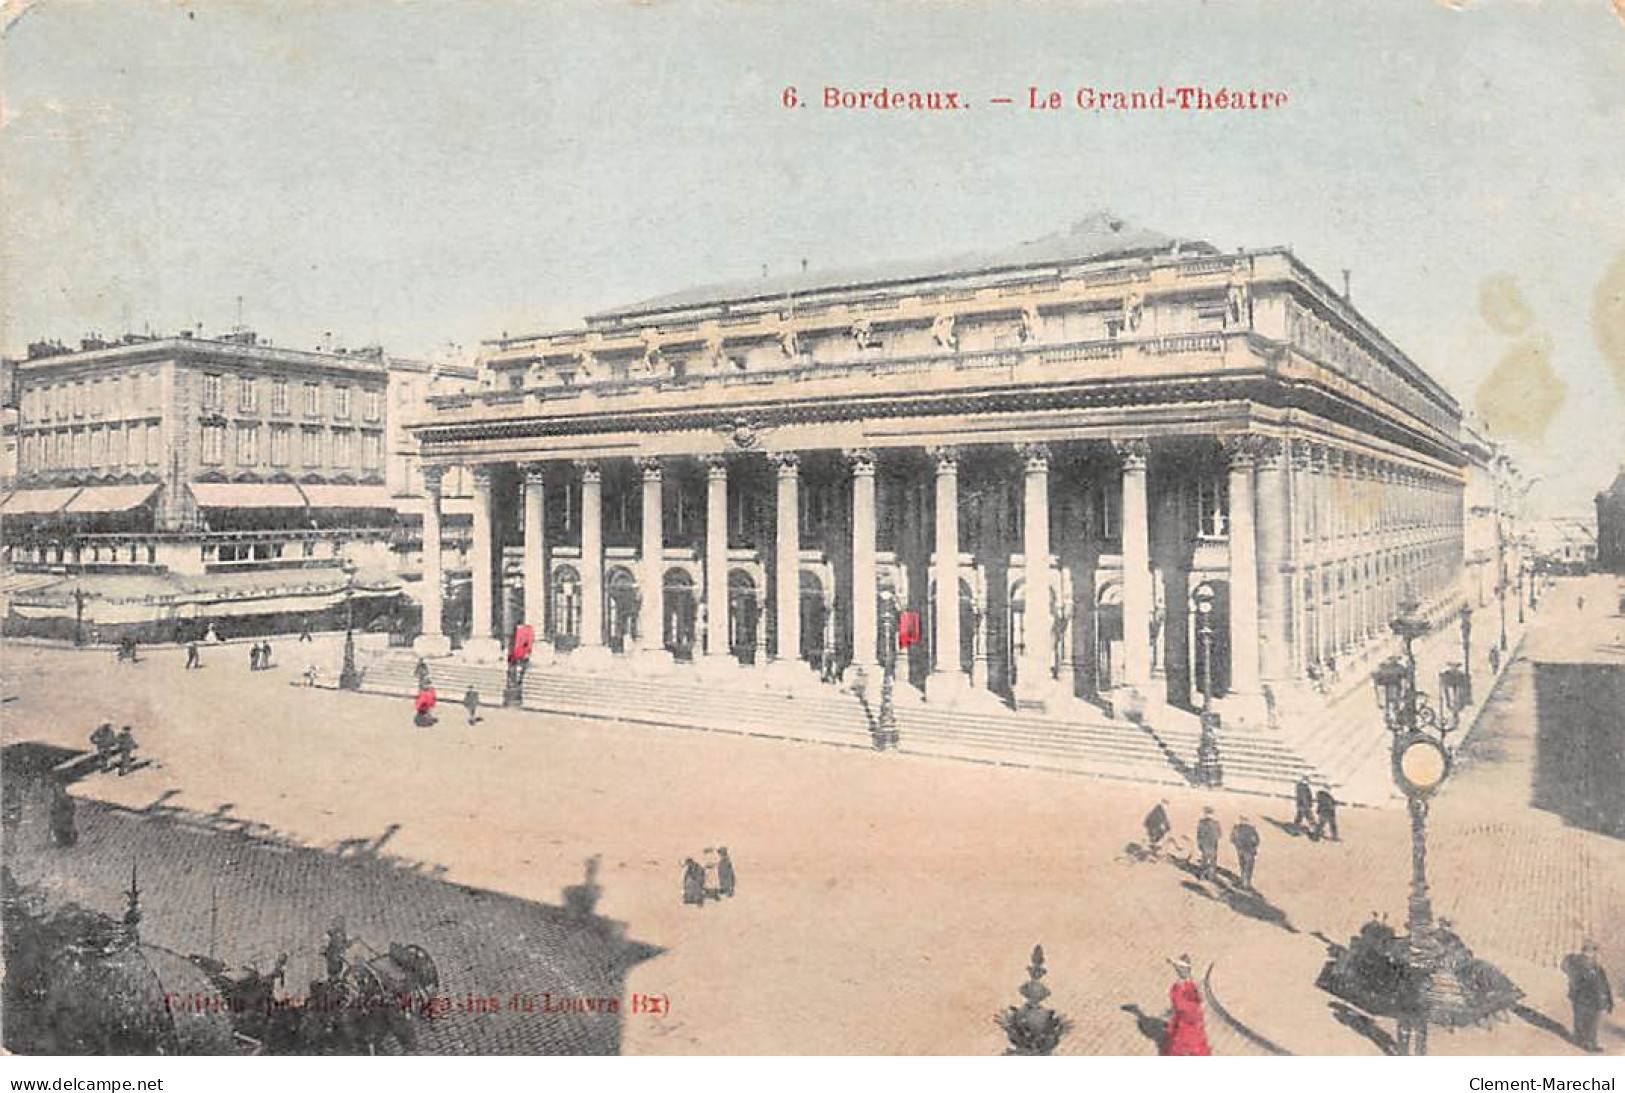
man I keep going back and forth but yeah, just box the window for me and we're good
[272,379,289,414]
[239,376,258,412]
[108,425,124,466]
[146,423,160,466]
[237,424,258,465]
[202,373,223,410]
[303,382,321,417]
[89,380,103,418]
[90,428,105,467]
[302,428,322,466]
[334,385,351,420]
[201,423,225,464]
[1093,481,1120,540]
[799,482,835,538]
[362,432,382,469]
[271,426,291,466]
[363,388,381,421]
[332,429,352,467]
[1191,475,1229,540]
[674,486,696,537]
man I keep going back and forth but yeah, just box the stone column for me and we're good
[847,449,878,674]
[1018,443,1053,704]
[577,460,605,654]
[1117,439,1153,696]
[773,452,802,667]
[465,465,503,661]
[522,463,547,636]
[928,446,968,700]
[639,457,668,667]
[704,455,730,663]
[1223,436,1262,699]
[1255,438,1289,682]
[413,466,450,656]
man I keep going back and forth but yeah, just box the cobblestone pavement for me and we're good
[2,575,1620,1055]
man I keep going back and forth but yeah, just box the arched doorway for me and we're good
[606,566,638,652]
[664,569,697,659]
[552,565,581,650]
[928,575,976,679]
[1095,581,1124,695]
[1188,578,1231,704]
[799,570,827,672]
[728,570,760,664]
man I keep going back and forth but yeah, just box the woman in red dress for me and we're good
[1161,954,1212,1055]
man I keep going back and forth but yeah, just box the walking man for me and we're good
[1231,815,1260,890]
[717,846,736,898]
[1562,940,1613,1052]
[249,643,261,671]
[1143,799,1171,857]
[1314,786,1340,842]
[185,640,201,670]
[1196,807,1221,881]
[114,725,137,776]
[1293,775,1315,832]
[682,858,706,907]
[463,684,482,726]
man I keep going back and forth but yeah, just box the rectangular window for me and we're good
[90,428,105,467]
[202,373,223,410]
[334,385,351,420]
[1192,475,1230,540]
[302,428,322,466]
[304,382,321,417]
[363,388,381,422]
[1095,481,1120,540]
[89,380,103,418]
[238,376,258,412]
[271,379,289,415]
[72,430,88,467]
[362,432,382,469]
[201,424,225,464]
[237,424,258,465]
[146,423,160,466]
[332,429,352,467]
[108,425,124,466]
[271,426,291,466]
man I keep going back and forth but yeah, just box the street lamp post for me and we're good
[72,584,87,647]
[1192,583,1222,788]
[875,590,899,751]
[339,560,361,691]
[1370,599,1471,1056]
[1457,604,1473,703]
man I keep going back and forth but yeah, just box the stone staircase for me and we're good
[355,651,1331,799]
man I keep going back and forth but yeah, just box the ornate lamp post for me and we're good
[72,584,88,647]
[1370,599,1471,1055]
[1457,604,1473,704]
[875,589,900,751]
[338,559,361,691]
[1192,582,1222,788]
[1516,564,1526,625]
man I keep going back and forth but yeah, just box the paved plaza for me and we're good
[3,576,1621,1054]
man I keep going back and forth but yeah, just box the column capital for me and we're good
[573,458,601,483]
[471,464,495,489]
[1112,437,1150,470]
[421,465,446,493]
[522,462,548,486]
[1018,441,1051,472]
[1219,434,1278,469]
[637,455,663,482]
[773,451,801,478]
[844,447,877,476]
[703,453,729,481]
[1309,443,1331,470]
[928,445,960,473]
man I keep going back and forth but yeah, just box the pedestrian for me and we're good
[717,846,736,898]
[1143,799,1171,856]
[90,722,118,770]
[1196,807,1221,881]
[1231,815,1260,890]
[262,641,273,670]
[1489,645,1501,675]
[185,641,201,670]
[1314,786,1340,842]
[249,643,261,671]
[1561,940,1613,1052]
[49,781,78,847]
[1293,776,1315,831]
[682,858,705,906]
[415,657,431,688]
[299,617,313,643]
[463,685,482,726]
[114,725,137,776]
[322,917,350,980]
[1159,954,1211,1056]
[414,684,437,728]
[205,623,222,644]
[702,847,721,900]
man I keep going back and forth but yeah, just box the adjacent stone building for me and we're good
[409,214,1468,718]
[1597,468,1625,575]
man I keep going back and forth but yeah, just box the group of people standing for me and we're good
[1292,777,1339,841]
[248,641,275,671]
[681,847,736,907]
[1142,799,1264,891]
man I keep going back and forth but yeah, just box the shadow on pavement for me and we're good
[1327,1000,1399,1055]
[1118,1002,1166,1052]
[1531,663,1625,839]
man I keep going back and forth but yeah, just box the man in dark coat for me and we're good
[1562,940,1613,1052]
[463,685,482,726]
[1314,787,1340,842]
[185,641,201,670]
[1143,799,1171,856]
[1196,807,1221,881]
[322,918,351,980]
[114,726,137,776]
[1230,815,1260,890]
[1293,776,1315,831]
[682,858,705,907]
[249,643,261,671]
[717,846,736,898]
[90,722,118,770]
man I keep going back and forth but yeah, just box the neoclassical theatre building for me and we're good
[409,214,1466,719]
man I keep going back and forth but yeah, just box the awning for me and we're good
[188,481,306,509]
[64,483,160,514]
[299,484,396,509]
[0,487,83,515]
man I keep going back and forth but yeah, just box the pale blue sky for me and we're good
[4,0,1623,513]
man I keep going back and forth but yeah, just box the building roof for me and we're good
[594,211,1207,321]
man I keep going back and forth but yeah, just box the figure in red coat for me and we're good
[1160,954,1212,1056]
